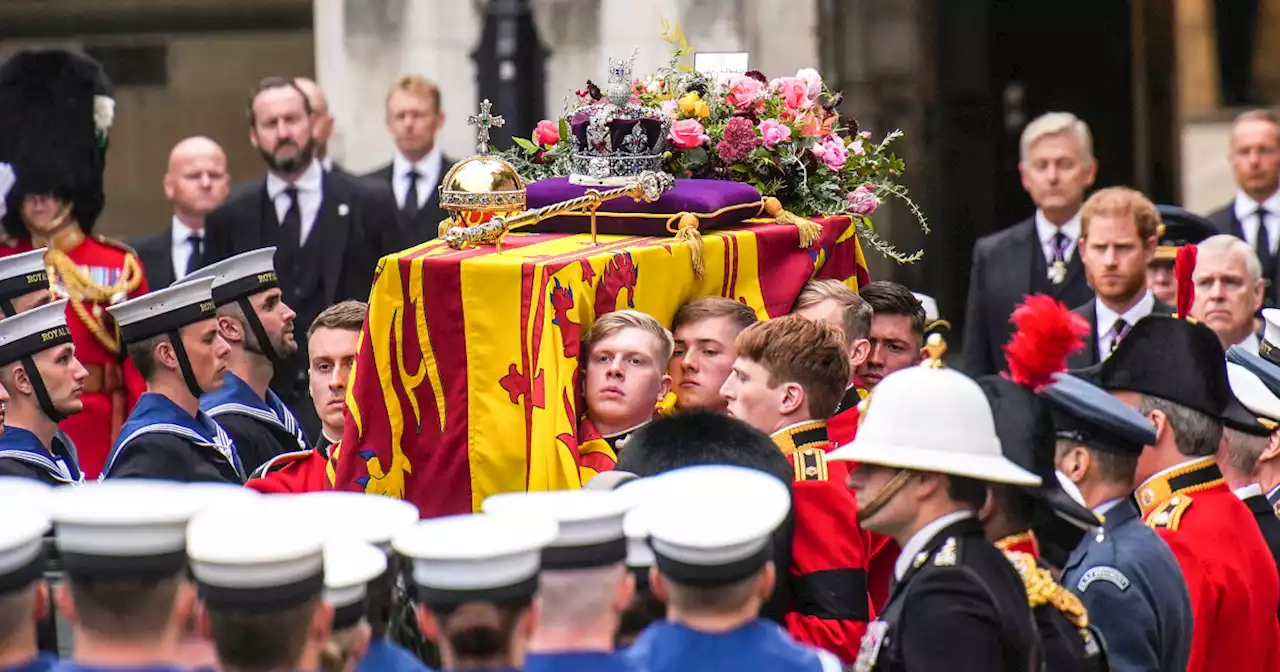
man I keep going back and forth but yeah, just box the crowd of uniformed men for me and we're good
[5,47,1280,672]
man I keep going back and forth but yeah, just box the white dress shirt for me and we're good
[170,217,203,281]
[1095,290,1156,360]
[1234,483,1264,500]
[1233,191,1280,253]
[893,510,974,580]
[265,160,324,245]
[1035,209,1082,265]
[392,149,443,210]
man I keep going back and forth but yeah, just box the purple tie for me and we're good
[1052,232,1071,264]
[1110,318,1131,352]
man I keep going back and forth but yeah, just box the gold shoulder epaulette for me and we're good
[93,234,139,256]
[1145,494,1193,531]
[794,447,828,482]
[1004,550,1089,628]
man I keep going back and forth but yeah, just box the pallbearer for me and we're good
[99,276,240,482]
[0,301,87,485]
[187,247,309,473]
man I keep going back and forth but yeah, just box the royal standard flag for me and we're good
[333,216,870,517]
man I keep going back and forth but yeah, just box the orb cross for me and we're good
[467,99,505,155]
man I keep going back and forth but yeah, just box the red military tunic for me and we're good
[246,442,334,494]
[0,232,148,479]
[771,419,872,664]
[1135,456,1280,672]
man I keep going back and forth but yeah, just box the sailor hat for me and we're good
[107,276,217,345]
[324,539,388,630]
[483,489,632,569]
[1227,362,1280,434]
[274,491,420,551]
[0,478,51,594]
[0,299,71,366]
[0,247,48,307]
[181,247,278,307]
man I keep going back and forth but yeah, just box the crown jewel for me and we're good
[569,50,670,187]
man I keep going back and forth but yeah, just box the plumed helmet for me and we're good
[0,49,115,239]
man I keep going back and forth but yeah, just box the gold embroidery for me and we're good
[1004,549,1089,628]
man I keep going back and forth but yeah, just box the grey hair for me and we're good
[1139,394,1222,458]
[1197,234,1264,283]
[1223,427,1268,476]
[1020,112,1094,163]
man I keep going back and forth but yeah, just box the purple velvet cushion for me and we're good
[522,177,763,235]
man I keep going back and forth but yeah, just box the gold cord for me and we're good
[45,248,143,355]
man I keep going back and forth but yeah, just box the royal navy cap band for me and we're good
[209,271,279,307]
[0,248,48,304]
[541,538,628,570]
[0,299,71,367]
[0,547,44,595]
[117,300,217,344]
[415,575,541,611]
[0,324,70,368]
[61,549,187,579]
[181,248,279,307]
[652,539,773,588]
[1261,338,1280,368]
[197,570,325,611]
[333,601,367,631]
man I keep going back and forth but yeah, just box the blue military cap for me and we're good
[1154,205,1217,261]
[1040,373,1156,456]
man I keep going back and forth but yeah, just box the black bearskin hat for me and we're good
[0,49,114,239]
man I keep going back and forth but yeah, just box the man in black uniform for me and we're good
[99,276,242,482]
[0,300,87,485]
[188,247,309,473]
[830,364,1040,672]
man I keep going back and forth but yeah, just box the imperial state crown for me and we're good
[569,51,670,186]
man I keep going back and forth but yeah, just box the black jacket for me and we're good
[130,228,179,289]
[1065,297,1176,369]
[1206,204,1279,306]
[863,517,1039,671]
[210,413,303,477]
[964,218,1093,376]
[1244,493,1280,619]
[106,433,242,483]
[362,156,456,251]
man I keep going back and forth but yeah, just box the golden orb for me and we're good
[439,155,527,224]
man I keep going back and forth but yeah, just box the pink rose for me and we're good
[660,98,679,120]
[850,137,865,156]
[725,74,765,111]
[810,134,849,171]
[846,184,879,216]
[534,119,560,145]
[773,77,811,110]
[796,68,823,99]
[759,119,792,149]
[669,119,709,149]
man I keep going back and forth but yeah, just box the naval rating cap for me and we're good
[482,489,632,570]
[181,247,278,306]
[0,247,48,306]
[0,299,70,366]
[107,276,217,345]
[324,539,388,630]
[0,478,51,595]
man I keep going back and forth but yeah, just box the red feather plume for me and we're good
[1002,294,1090,391]
[1174,244,1197,320]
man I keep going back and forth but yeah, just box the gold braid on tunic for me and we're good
[1002,549,1089,629]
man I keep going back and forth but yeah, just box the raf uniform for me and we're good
[0,50,151,480]
[623,465,842,672]
[1097,315,1280,671]
[770,420,872,664]
[828,367,1040,672]
[1043,373,1193,672]
[395,512,560,672]
[189,248,310,473]
[99,277,243,483]
[0,301,84,486]
[0,480,57,672]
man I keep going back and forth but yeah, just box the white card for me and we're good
[694,52,749,82]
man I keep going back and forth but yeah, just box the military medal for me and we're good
[1049,259,1066,285]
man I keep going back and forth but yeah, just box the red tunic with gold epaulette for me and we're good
[771,419,871,665]
[246,443,333,494]
[0,235,149,479]
[1135,457,1280,672]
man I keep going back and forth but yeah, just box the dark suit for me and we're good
[1065,297,1175,369]
[363,155,455,251]
[130,228,178,289]
[859,517,1039,671]
[1206,203,1278,306]
[202,168,399,437]
[1243,493,1280,619]
[964,217,1094,377]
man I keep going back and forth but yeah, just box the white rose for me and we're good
[93,95,115,134]
[796,67,823,99]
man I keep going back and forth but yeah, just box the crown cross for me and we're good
[467,99,505,155]
[606,49,637,106]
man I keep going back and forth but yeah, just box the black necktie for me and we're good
[183,234,202,277]
[1257,208,1274,279]
[1110,318,1130,353]
[403,170,421,222]
[279,187,302,253]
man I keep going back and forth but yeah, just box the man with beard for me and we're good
[202,76,398,439]
[856,282,926,390]
[191,248,310,475]
[667,297,757,414]
[1065,188,1172,368]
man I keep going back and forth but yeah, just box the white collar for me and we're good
[265,160,323,200]
[1093,498,1124,516]
[393,148,442,179]
[1234,483,1264,500]
[1034,209,1082,247]
[1234,190,1280,221]
[1237,331,1261,354]
[1096,290,1155,333]
[893,510,974,580]
[170,217,202,245]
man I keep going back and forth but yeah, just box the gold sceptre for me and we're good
[443,171,675,251]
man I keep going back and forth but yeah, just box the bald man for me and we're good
[131,136,230,288]
[294,77,341,174]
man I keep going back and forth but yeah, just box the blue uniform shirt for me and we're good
[2,654,58,672]
[524,651,635,672]
[1061,497,1194,672]
[201,371,309,451]
[0,426,81,484]
[356,638,434,672]
[625,619,840,672]
[103,392,243,479]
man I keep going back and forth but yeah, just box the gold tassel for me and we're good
[672,212,706,280]
[763,197,821,248]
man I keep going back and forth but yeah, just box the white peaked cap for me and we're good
[270,491,420,550]
[393,513,558,609]
[52,480,209,577]
[1264,308,1280,351]
[0,247,48,303]
[1228,361,1280,423]
[187,499,325,611]
[181,247,278,305]
[0,478,52,594]
[828,367,1042,486]
[0,299,70,365]
[323,539,388,630]
[912,292,939,323]
[482,489,632,569]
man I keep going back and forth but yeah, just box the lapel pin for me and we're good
[338,204,350,217]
